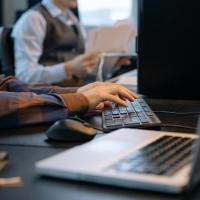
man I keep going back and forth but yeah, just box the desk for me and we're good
[0,72,200,199]
[0,98,200,200]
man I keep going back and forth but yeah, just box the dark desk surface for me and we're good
[0,97,200,200]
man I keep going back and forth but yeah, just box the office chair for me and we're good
[0,27,15,76]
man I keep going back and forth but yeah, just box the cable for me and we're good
[161,124,198,131]
[70,116,199,132]
[69,116,104,132]
[154,111,200,115]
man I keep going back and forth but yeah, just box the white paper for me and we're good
[116,76,137,86]
[86,21,136,53]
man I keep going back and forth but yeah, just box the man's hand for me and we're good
[77,82,137,111]
[65,52,100,80]
[78,82,114,110]
[77,82,105,93]
[117,57,131,66]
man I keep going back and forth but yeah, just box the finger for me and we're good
[118,58,131,66]
[95,102,105,110]
[105,83,138,100]
[104,101,112,107]
[83,51,101,61]
[117,87,136,102]
[87,58,99,66]
[119,95,127,101]
[117,84,138,99]
[123,88,138,100]
[84,59,99,70]
[104,84,134,100]
[106,94,128,107]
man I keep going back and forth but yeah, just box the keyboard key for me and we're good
[112,109,119,115]
[127,106,135,113]
[113,119,123,126]
[146,111,154,116]
[105,115,112,120]
[129,113,137,118]
[139,117,149,123]
[143,107,151,112]
[137,99,144,103]
[104,110,112,116]
[137,112,145,117]
[125,117,140,125]
[120,110,128,114]
[105,120,114,126]
[118,106,127,111]
[113,115,121,119]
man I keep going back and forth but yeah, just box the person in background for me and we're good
[12,0,100,85]
[0,75,137,128]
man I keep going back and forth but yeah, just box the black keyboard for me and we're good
[102,98,161,131]
[108,136,197,176]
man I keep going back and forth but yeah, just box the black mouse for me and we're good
[46,119,97,142]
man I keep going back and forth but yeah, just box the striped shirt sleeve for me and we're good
[0,77,89,128]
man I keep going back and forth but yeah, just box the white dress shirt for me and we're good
[12,0,86,84]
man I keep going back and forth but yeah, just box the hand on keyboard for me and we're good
[77,82,137,111]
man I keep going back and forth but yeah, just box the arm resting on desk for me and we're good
[0,76,78,94]
[0,77,89,128]
[0,92,88,128]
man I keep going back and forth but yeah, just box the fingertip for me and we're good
[131,97,136,102]
[123,101,128,107]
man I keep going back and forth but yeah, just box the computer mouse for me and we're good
[46,119,97,142]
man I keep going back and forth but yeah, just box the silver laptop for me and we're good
[36,128,200,194]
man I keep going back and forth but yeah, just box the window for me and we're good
[78,0,133,27]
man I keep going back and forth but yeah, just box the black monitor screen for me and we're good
[138,0,200,99]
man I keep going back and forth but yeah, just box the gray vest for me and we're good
[33,4,85,66]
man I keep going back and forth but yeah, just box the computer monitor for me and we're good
[0,1,3,26]
[137,0,200,100]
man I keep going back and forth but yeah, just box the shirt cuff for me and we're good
[59,93,89,116]
[47,63,68,83]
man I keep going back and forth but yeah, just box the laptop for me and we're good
[36,126,200,193]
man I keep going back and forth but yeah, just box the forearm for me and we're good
[1,76,79,94]
[0,92,88,128]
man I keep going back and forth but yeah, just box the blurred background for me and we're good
[0,0,138,77]
[0,0,138,29]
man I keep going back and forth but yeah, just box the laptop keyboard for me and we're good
[109,136,197,176]
[102,98,161,130]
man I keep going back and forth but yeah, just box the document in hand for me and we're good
[87,20,137,81]
[87,21,136,54]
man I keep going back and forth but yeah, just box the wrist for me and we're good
[60,93,89,115]
[79,91,99,111]
[64,62,73,79]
